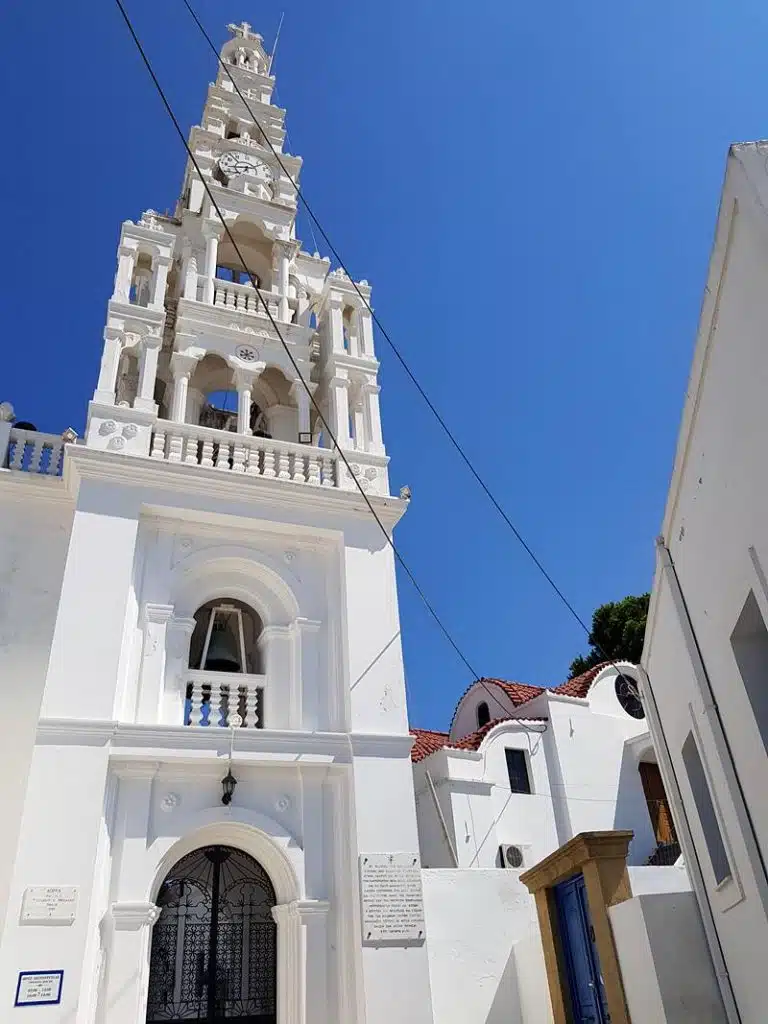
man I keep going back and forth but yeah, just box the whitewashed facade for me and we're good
[642,141,768,1024]
[0,18,738,1024]
[0,23,432,1024]
[412,662,696,1023]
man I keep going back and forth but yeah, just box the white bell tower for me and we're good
[0,22,434,1024]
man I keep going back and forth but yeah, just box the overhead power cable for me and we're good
[179,2,646,692]
[179,0,600,650]
[111,0,528,723]
[114,0,643,715]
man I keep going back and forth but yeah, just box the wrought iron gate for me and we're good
[146,845,277,1023]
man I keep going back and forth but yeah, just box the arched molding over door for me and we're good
[146,845,278,1022]
[149,819,303,907]
[105,821,327,1024]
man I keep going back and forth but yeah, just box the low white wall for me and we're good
[628,864,691,896]
[422,869,550,1024]
[609,892,725,1023]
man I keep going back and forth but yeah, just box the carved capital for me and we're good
[110,902,161,931]
[170,352,199,381]
[143,603,174,626]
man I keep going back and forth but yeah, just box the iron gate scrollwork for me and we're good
[146,845,277,1023]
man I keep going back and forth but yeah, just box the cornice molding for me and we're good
[63,446,407,528]
[37,718,416,762]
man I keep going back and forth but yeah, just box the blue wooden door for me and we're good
[554,874,610,1023]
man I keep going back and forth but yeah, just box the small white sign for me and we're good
[21,887,78,925]
[15,971,63,1007]
[359,853,425,945]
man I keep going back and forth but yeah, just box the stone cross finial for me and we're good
[228,21,253,39]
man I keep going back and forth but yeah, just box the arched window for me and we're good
[476,701,490,728]
[146,845,277,1023]
[185,601,264,729]
[129,252,153,307]
[189,599,263,674]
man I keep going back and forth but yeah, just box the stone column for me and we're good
[202,222,223,305]
[163,615,197,723]
[170,353,198,423]
[326,293,346,354]
[258,624,297,729]
[328,374,351,447]
[347,304,361,358]
[94,327,124,404]
[290,380,312,442]
[182,243,199,300]
[361,382,385,454]
[349,385,365,450]
[136,603,174,723]
[277,242,292,322]
[270,900,329,1024]
[112,245,137,303]
[151,254,172,310]
[134,333,162,413]
[359,307,375,358]
[104,900,160,1023]
[235,368,261,435]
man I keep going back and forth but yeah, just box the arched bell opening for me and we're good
[216,220,273,292]
[146,845,277,1023]
[185,600,264,729]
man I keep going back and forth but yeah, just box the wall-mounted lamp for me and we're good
[221,769,237,806]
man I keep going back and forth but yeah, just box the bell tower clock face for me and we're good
[218,151,272,181]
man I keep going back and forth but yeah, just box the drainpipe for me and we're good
[424,769,459,868]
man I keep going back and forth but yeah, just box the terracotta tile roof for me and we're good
[551,663,606,698]
[410,728,450,763]
[410,718,548,762]
[415,664,609,762]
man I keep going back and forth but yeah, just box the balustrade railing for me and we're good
[184,670,265,728]
[6,429,67,476]
[210,279,298,322]
[150,420,337,487]
[213,279,278,317]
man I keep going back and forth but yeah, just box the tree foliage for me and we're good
[569,593,650,677]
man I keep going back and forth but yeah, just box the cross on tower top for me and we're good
[228,21,258,40]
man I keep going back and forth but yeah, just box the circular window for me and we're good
[615,674,645,719]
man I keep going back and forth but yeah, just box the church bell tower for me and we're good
[0,23,434,1024]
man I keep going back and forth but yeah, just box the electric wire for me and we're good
[178,0,634,675]
[114,0,642,716]
[111,0,525,723]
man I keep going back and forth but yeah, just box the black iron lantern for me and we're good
[221,769,237,806]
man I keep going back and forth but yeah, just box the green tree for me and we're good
[569,593,650,677]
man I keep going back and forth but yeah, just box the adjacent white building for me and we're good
[411,662,699,1024]
[642,141,768,1024]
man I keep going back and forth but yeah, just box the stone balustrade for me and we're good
[6,428,68,476]
[149,420,337,487]
[211,279,298,321]
[185,670,265,728]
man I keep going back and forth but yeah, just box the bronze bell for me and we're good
[204,626,241,673]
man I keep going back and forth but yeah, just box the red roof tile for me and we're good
[410,728,450,763]
[551,663,606,698]
[417,664,610,761]
[410,718,548,761]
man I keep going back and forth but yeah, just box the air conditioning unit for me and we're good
[499,844,524,869]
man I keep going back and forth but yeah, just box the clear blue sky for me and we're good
[3,0,767,730]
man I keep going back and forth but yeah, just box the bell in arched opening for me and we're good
[200,603,247,673]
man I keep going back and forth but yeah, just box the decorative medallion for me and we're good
[274,795,291,812]
[235,344,259,362]
[160,793,181,813]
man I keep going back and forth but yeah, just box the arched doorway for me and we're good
[146,845,277,1023]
